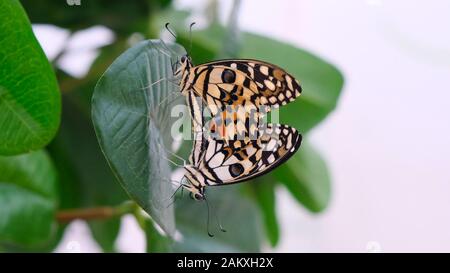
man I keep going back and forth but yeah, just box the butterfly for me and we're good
[159,23,302,144]
[161,24,304,199]
[174,57,302,144]
[175,57,302,112]
[181,120,303,200]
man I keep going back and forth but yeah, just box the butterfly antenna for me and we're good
[165,23,177,40]
[170,183,183,199]
[189,22,196,55]
[164,178,190,207]
[204,197,214,237]
[162,23,182,64]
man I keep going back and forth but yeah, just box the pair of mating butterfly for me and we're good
[162,23,303,203]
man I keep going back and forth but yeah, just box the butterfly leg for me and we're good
[156,141,185,168]
[165,149,187,167]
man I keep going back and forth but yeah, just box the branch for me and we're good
[56,202,136,223]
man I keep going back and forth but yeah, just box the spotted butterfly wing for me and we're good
[183,59,301,144]
[187,91,207,165]
[188,59,302,114]
[185,123,302,186]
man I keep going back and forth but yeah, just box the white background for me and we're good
[34,0,450,252]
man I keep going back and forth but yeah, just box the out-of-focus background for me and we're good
[5,0,449,252]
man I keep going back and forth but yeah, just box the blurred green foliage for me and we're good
[0,0,343,252]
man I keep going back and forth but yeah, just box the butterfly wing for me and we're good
[187,91,207,165]
[191,59,302,114]
[196,124,302,185]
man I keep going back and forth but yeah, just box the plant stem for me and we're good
[55,201,136,223]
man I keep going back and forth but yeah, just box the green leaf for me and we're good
[240,33,344,134]
[92,40,187,237]
[1,224,67,253]
[0,150,58,247]
[273,142,331,212]
[174,186,263,252]
[0,0,61,155]
[249,180,279,247]
[144,218,172,253]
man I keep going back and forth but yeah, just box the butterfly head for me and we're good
[181,181,205,201]
[190,190,205,201]
[174,54,192,77]
[181,168,206,201]
[173,54,193,94]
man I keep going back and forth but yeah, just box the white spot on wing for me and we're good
[206,141,217,161]
[265,139,277,151]
[215,166,234,181]
[260,66,269,75]
[209,152,225,168]
[264,80,275,91]
[286,75,293,90]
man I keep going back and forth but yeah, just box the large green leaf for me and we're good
[0,150,58,247]
[273,142,331,212]
[174,186,263,252]
[92,40,186,237]
[0,0,61,155]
